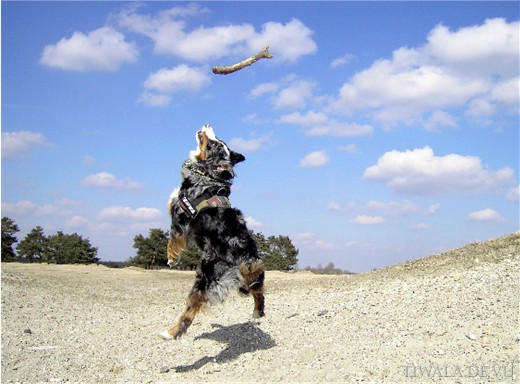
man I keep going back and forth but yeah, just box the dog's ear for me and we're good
[230,151,245,165]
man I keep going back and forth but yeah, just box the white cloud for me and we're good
[336,61,486,129]
[466,98,496,119]
[330,199,440,222]
[35,204,63,217]
[65,215,89,229]
[1,199,81,222]
[506,185,520,202]
[254,76,373,138]
[245,216,263,228]
[229,135,271,152]
[364,146,515,195]
[248,18,317,63]
[366,200,420,217]
[83,155,96,166]
[139,64,211,106]
[299,150,330,168]
[1,200,37,216]
[95,206,165,236]
[330,53,356,69]
[279,110,327,126]
[422,110,457,132]
[411,223,430,230]
[143,65,210,94]
[331,18,519,129]
[40,27,138,72]
[338,144,359,154]
[350,215,385,225]
[97,206,163,222]
[138,91,172,107]
[115,5,316,63]
[81,172,143,190]
[2,131,49,158]
[426,18,519,78]
[278,111,373,137]
[467,208,506,222]
[249,82,280,99]
[273,80,316,110]
[424,203,441,215]
[327,201,343,212]
[305,120,374,137]
[490,77,520,106]
[296,232,340,250]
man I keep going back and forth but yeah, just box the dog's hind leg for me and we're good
[160,286,207,340]
[239,261,265,318]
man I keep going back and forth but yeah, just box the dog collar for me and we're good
[182,160,233,185]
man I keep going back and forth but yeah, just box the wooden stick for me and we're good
[212,46,273,75]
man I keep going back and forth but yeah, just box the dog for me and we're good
[160,124,265,340]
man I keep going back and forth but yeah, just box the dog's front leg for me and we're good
[160,286,207,340]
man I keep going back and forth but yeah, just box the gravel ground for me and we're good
[2,233,519,383]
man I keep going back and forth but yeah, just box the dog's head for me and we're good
[189,124,245,180]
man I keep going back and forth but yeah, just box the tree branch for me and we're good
[212,46,273,75]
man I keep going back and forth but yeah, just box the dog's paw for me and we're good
[252,310,265,318]
[159,331,173,340]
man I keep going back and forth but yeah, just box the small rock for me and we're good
[466,333,477,340]
[317,310,328,316]
[160,366,170,374]
[23,328,32,335]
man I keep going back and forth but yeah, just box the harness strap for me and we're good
[195,195,231,212]
[178,190,231,219]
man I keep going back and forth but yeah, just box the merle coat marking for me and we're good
[161,124,265,340]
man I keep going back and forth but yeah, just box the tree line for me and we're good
[2,217,99,264]
[1,216,299,270]
[128,228,299,270]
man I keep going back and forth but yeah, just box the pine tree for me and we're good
[175,247,201,270]
[251,231,299,270]
[130,229,169,269]
[1,217,20,262]
[44,231,99,264]
[16,226,48,262]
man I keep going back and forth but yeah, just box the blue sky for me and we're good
[2,1,519,272]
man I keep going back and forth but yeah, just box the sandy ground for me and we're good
[2,233,519,383]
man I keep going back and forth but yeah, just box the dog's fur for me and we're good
[160,124,265,340]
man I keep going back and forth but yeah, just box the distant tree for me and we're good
[130,228,169,269]
[44,231,99,264]
[252,231,299,270]
[175,247,201,270]
[323,262,344,274]
[303,262,352,275]
[129,227,298,271]
[98,261,130,268]
[16,226,48,262]
[1,217,20,262]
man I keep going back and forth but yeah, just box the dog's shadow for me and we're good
[174,322,276,372]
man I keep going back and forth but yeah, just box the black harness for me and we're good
[178,186,231,219]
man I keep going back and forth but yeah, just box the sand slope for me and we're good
[2,233,518,383]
